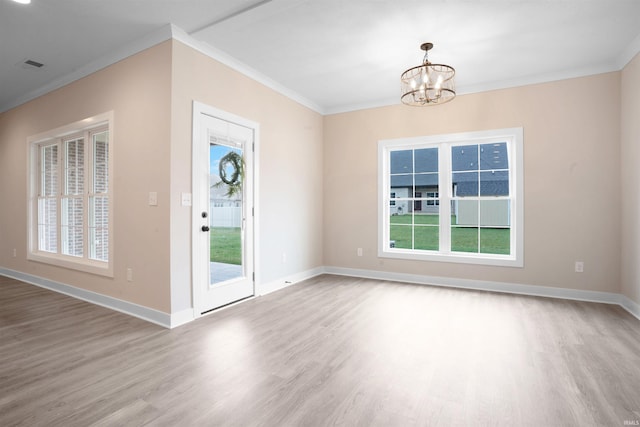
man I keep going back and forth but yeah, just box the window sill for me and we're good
[379,248,523,268]
[27,251,113,277]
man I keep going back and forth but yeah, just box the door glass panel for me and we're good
[210,142,243,285]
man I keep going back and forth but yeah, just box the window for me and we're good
[378,127,523,267]
[29,113,113,276]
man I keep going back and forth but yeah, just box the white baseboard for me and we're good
[257,266,326,296]
[619,294,640,321]
[4,265,638,329]
[0,268,172,328]
[324,266,640,321]
[170,308,196,328]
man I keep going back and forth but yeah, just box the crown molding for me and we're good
[0,25,175,114]
[325,62,622,115]
[169,25,324,114]
[2,23,639,116]
[0,23,324,115]
[616,32,640,69]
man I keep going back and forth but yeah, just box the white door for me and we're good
[193,103,255,314]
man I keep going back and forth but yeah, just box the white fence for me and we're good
[209,205,242,227]
[455,200,510,227]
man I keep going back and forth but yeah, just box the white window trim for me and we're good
[27,112,114,277]
[378,127,524,268]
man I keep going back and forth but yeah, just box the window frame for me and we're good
[378,127,524,267]
[28,112,114,277]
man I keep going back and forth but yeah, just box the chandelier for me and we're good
[401,42,456,106]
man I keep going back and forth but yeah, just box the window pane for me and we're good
[62,197,84,257]
[414,209,439,250]
[38,198,57,252]
[390,175,413,201]
[415,212,439,225]
[414,148,438,173]
[480,142,508,170]
[93,131,109,193]
[415,226,438,250]
[89,196,109,261]
[390,224,412,249]
[451,145,478,171]
[480,170,509,196]
[452,199,478,225]
[452,171,478,197]
[65,138,84,196]
[415,174,438,186]
[479,200,510,227]
[451,226,478,253]
[390,150,413,174]
[41,145,58,197]
[480,228,510,255]
[479,200,510,255]
[451,199,478,253]
[390,211,411,224]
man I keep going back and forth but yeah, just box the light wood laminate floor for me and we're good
[1,274,640,426]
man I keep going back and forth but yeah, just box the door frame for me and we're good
[191,101,259,317]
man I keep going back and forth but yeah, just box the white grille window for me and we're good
[29,113,112,276]
[378,127,523,267]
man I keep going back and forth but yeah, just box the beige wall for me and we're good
[621,53,640,304]
[169,40,324,312]
[1,35,637,317]
[0,38,325,317]
[0,42,173,312]
[324,72,622,294]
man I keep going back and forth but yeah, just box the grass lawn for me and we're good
[210,227,241,265]
[390,214,510,254]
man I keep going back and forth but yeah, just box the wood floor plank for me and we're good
[1,274,640,426]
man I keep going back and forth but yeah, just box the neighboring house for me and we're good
[390,143,510,226]
[390,174,439,215]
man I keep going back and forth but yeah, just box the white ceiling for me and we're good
[2,0,640,114]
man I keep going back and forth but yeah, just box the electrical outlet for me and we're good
[148,192,158,206]
[282,253,287,263]
[575,261,584,273]
[126,268,133,282]
[357,247,363,256]
[12,248,16,257]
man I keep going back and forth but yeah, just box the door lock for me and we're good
[201,225,210,232]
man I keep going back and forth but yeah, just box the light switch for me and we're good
[181,192,192,206]
[149,191,158,206]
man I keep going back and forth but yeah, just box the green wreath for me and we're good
[219,152,242,185]
[214,151,244,198]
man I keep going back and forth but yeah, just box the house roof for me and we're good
[390,142,509,196]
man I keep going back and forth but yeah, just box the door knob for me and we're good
[201,225,210,232]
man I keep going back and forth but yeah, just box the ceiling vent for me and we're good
[22,59,44,69]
